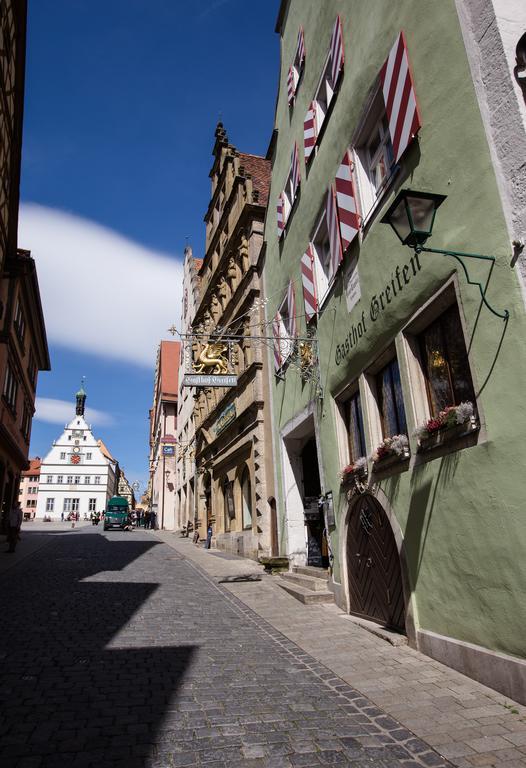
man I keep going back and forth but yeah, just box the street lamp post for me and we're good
[381,189,509,321]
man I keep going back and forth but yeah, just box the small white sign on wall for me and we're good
[344,256,361,314]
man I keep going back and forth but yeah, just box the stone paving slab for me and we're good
[154,532,526,768]
[0,527,453,768]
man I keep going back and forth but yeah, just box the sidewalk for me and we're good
[0,520,91,575]
[154,531,526,768]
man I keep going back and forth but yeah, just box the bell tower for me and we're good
[75,378,86,416]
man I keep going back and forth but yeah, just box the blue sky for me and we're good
[20,0,280,492]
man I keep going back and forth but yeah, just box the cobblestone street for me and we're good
[0,527,457,768]
[2,528,526,768]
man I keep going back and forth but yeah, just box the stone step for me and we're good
[293,565,329,580]
[277,580,334,605]
[280,571,329,592]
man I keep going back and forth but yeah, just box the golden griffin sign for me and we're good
[182,335,237,387]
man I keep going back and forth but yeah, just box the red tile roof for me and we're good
[160,340,180,398]
[239,152,271,206]
[22,458,41,476]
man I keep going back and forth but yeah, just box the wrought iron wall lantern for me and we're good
[381,189,509,321]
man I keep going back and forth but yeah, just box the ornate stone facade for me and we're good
[192,124,276,560]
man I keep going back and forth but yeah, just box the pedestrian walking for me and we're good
[61,511,64,522]
[7,503,22,553]
[206,524,213,550]
[144,511,150,529]
[150,510,157,530]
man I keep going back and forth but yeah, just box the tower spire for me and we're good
[75,377,86,416]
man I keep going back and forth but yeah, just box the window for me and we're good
[28,486,37,495]
[289,27,306,103]
[274,283,297,369]
[63,498,79,512]
[47,475,53,484]
[310,17,344,150]
[46,498,54,513]
[57,475,63,484]
[418,304,476,418]
[353,92,395,223]
[3,363,18,412]
[313,53,336,140]
[29,475,38,482]
[26,499,37,508]
[282,144,300,225]
[14,299,25,345]
[311,214,332,306]
[67,475,73,484]
[346,390,366,461]
[27,350,37,388]
[21,404,31,441]
[60,452,66,460]
[376,359,407,438]
[86,452,92,460]
[241,468,252,530]
[84,476,90,484]
[94,476,100,485]
[74,475,80,484]
[223,478,234,531]
[89,498,96,512]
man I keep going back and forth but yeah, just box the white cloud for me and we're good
[35,397,115,426]
[18,204,184,368]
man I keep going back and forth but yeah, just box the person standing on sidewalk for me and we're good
[7,503,23,553]
[206,524,213,549]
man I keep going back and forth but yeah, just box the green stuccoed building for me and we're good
[263,0,526,702]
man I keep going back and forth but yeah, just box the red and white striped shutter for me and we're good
[335,149,360,252]
[301,246,317,322]
[287,65,295,105]
[380,31,422,164]
[330,15,345,87]
[272,312,282,371]
[287,279,297,338]
[297,26,306,67]
[304,102,316,162]
[291,142,300,198]
[276,193,284,238]
[326,186,343,279]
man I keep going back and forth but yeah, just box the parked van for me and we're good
[104,496,130,531]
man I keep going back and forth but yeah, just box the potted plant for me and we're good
[371,434,410,470]
[414,401,478,451]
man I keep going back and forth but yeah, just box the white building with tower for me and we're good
[36,386,118,520]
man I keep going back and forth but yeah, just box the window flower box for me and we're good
[371,435,410,472]
[339,457,368,485]
[414,402,478,452]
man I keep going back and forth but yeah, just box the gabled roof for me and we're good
[97,439,116,463]
[160,340,180,399]
[238,152,271,206]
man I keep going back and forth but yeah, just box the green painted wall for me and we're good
[264,0,526,658]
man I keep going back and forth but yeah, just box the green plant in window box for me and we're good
[414,402,478,451]
[371,434,410,469]
[339,457,368,484]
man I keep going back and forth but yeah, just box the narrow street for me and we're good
[0,527,457,768]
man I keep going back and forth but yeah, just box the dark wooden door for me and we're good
[347,495,405,631]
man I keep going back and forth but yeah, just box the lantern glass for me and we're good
[382,189,447,247]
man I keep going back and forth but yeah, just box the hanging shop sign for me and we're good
[335,251,423,366]
[182,336,237,388]
[162,445,176,456]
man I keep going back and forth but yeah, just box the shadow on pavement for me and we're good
[0,532,195,768]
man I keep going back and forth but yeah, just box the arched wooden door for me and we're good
[347,494,405,632]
